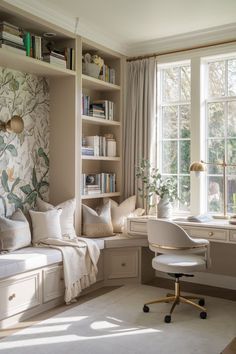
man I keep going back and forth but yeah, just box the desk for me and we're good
[127,216,236,244]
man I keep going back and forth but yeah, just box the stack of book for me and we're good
[81,146,94,156]
[0,21,25,55]
[81,173,116,195]
[43,50,67,68]
[90,100,114,120]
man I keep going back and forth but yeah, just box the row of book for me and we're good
[82,95,114,120]
[99,65,116,84]
[82,135,116,157]
[81,173,116,195]
[0,20,75,70]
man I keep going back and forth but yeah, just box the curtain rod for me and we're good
[127,38,236,62]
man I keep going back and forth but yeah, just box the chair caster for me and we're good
[143,305,149,313]
[164,315,171,323]
[198,298,205,306]
[200,311,207,319]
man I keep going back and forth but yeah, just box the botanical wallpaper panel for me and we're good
[0,67,49,216]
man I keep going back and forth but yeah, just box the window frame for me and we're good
[156,45,236,215]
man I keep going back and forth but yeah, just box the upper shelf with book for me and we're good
[0,3,76,74]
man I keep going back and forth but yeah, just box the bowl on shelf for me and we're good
[82,62,100,79]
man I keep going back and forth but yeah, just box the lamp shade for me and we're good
[189,161,206,172]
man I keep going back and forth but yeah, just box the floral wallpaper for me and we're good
[0,67,49,216]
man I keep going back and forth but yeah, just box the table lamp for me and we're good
[190,158,236,219]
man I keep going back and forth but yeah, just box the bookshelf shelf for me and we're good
[82,74,121,91]
[82,192,121,200]
[0,48,76,77]
[82,115,120,126]
[82,156,120,161]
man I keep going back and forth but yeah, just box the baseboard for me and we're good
[155,271,236,290]
[150,276,236,301]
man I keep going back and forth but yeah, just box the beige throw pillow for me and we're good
[104,195,138,233]
[36,198,76,239]
[0,209,31,252]
[82,202,114,237]
[29,209,62,244]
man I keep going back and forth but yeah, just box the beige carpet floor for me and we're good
[0,284,235,354]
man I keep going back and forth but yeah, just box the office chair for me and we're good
[143,219,211,323]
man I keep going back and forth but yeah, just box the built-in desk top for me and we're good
[127,216,236,244]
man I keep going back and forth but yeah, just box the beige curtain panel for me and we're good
[123,58,157,207]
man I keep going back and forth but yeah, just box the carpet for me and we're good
[0,284,235,354]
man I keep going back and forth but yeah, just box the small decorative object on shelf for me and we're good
[81,173,116,195]
[136,159,177,217]
[0,21,25,55]
[82,52,116,84]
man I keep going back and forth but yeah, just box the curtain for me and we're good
[122,57,157,208]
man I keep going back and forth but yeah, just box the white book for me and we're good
[0,43,25,55]
[0,31,23,45]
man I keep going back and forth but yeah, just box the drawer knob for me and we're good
[208,232,214,237]
[121,262,126,267]
[8,293,16,301]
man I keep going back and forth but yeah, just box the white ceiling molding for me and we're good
[4,0,236,58]
[4,0,128,54]
[128,23,236,57]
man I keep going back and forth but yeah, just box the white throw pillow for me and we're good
[0,209,31,252]
[29,209,62,244]
[103,195,137,233]
[36,198,76,239]
[82,202,114,237]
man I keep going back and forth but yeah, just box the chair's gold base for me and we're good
[144,278,206,316]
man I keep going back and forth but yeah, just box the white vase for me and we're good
[157,196,172,218]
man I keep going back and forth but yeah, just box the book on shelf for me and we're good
[81,146,94,156]
[92,100,114,120]
[81,173,116,195]
[99,65,116,84]
[0,40,25,55]
[0,31,23,45]
[82,94,90,116]
[43,54,67,68]
[83,136,100,156]
[82,135,116,157]
[0,21,22,37]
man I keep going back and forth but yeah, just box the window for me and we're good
[158,62,191,211]
[205,58,236,214]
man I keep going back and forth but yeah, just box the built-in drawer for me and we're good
[229,230,236,242]
[43,265,64,303]
[129,220,147,235]
[184,227,228,241]
[105,248,139,279]
[0,271,41,320]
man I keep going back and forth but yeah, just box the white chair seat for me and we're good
[152,254,206,274]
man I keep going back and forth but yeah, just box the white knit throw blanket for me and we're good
[37,237,100,303]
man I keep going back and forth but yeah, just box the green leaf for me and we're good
[7,193,22,208]
[11,177,21,192]
[25,191,37,205]
[20,184,33,195]
[6,144,17,157]
[32,168,38,189]
[1,170,9,192]
[38,148,49,167]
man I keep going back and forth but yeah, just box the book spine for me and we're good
[23,32,31,57]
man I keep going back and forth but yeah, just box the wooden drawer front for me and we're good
[43,265,64,303]
[186,227,227,241]
[229,230,236,242]
[105,248,139,279]
[0,271,41,320]
[129,221,147,235]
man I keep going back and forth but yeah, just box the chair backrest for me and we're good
[147,219,196,253]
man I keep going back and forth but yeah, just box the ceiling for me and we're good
[9,0,236,55]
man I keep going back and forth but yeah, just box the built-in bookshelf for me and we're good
[79,37,124,227]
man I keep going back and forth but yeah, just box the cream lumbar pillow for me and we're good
[29,209,62,244]
[36,198,76,239]
[82,202,114,238]
[104,195,140,233]
[0,209,31,252]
